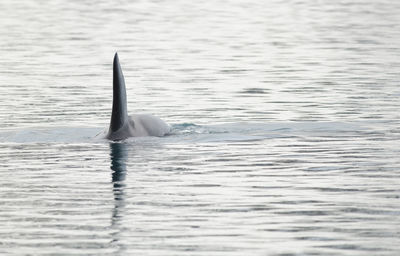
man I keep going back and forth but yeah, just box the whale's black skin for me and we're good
[109,53,129,134]
[106,53,170,141]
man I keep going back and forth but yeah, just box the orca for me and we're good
[106,53,170,141]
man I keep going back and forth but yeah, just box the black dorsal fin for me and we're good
[109,52,128,132]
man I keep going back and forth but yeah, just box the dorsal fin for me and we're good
[109,52,128,133]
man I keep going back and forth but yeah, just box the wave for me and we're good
[0,121,368,144]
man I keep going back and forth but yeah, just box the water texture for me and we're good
[0,0,400,255]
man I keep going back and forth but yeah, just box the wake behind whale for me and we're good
[0,122,367,144]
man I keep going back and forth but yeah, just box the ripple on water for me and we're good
[1,0,400,255]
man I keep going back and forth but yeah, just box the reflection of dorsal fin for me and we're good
[109,52,128,133]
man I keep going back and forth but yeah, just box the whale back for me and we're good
[106,53,170,141]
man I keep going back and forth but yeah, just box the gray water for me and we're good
[1,0,400,255]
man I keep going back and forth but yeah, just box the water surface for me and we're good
[1,0,400,255]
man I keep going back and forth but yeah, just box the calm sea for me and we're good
[1,0,400,255]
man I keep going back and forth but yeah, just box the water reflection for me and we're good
[109,142,129,254]
[110,142,128,199]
